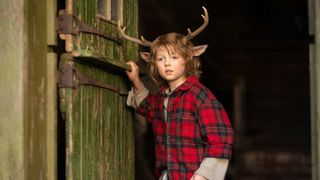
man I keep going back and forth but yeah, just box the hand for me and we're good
[126,61,139,82]
[126,61,144,91]
[190,174,208,180]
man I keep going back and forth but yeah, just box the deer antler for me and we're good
[118,21,152,47]
[185,6,209,41]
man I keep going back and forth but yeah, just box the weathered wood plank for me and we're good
[312,0,320,179]
[61,0,137,179]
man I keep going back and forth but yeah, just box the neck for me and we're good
[167,76,187,92]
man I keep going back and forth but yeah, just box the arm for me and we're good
[126,61,144,92]
[126,61,155,122]
[197,90,233,158]
[126,61,149,108]
[192,89,234,180]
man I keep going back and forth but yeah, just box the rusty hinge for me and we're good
[57,12,122,44]
[58,63,128,96]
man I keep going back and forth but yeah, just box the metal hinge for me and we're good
[58,63,128,96]
[57,11,122,44]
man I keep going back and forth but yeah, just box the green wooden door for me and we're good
[58,0,138,179]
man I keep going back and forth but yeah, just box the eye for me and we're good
[172,56,179,60]
[156,57,163,61]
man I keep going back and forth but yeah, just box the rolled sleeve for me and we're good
[126,86,149,108]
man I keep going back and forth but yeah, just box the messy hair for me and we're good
[148,32,201,86]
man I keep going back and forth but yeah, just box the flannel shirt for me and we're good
[136,76,234,180]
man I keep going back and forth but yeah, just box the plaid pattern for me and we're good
[137,76,234,180]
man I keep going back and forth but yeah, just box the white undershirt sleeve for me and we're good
[194,158,229,180]
[126,85,149,108]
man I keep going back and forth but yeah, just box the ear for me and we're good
[140,52,151,62]
[192,45,208,57]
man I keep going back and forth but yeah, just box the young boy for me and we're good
[125,32,234,180]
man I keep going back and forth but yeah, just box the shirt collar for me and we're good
[159,76,199,95]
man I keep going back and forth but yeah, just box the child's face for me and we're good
[154,46,187,86]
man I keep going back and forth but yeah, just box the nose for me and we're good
[164,59,171,66]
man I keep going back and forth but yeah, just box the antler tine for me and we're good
[185,6,209,41]
[118,21,152,47]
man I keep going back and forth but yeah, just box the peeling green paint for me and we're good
[60,0,138,179]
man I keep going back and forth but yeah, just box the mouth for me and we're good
[165,70,173,74]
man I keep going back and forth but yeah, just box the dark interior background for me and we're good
[136,0,311,179]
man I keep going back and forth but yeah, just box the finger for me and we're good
[126,63,136,73]
[127,61,138,68]
[127,62,138,70]
[126,61,136,66]
[126,61,134,70]
[126,60,133,65]
[131,64,138,70]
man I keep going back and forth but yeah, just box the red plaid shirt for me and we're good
[137,76,234,180]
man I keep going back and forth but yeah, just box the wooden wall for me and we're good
[0,0,57,179]
[0,0,26,178]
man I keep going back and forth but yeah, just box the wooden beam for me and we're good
[0,0,25,179]
[310,0,320,179]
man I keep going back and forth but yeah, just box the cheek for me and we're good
[154,63,163,75]
[155,61,163,69]
[178,61,187,70]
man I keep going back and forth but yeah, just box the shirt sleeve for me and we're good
[127,85,155,122]
[126,85,149,108]
[194,158,229,180]
[197,89,234,159]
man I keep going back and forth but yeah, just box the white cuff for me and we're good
[126,86,149,108]
[194,158,229,180]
